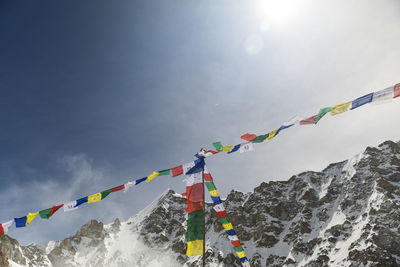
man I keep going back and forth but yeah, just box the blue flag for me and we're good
[75,197,88,207]
[14,216,27,228]
[351,93,373,110]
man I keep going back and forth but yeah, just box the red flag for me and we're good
[111,185,125,192]
[231,240,242,247]
[300,115,318,125]
[0,224,4,236]
[216,210,228,219]
[394,83,400,98]
[171,165,184,177]
[240,133,257,142]
[49,204,64,217]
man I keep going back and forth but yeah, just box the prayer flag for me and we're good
[240,133,257,142]
[284,116,304,126]
[186,160,204,175]
[227,144,241,154]
[146,171,159,182]
[239,143,254,153]
[233,246,244,252]
[205,181,216,191]
[228,235,239,242]
[315,107,332,124]
[64,201,78,212]
[213,203,225,212]
[275,123,294,136]
[219,217,230,225]
[15,217,27,228]
[221,145,234,152]
[88,192,102,203]
[236,251,246,259]
[395,83,400,98]
[242,260,251,267]
[300,115,317,125]
[26,212,39,226]
[266,129,279,140]
[372,87,394,104]
[251,134,269,143]
[135,177,147,185]
[0,220,13,235]
[124,181,135,192]
[186,240,203,256]
[171,165,183,177]
[111,184,125,192]
[231,240,242,247]
[350,93,373,110]
[211,196,222,204]
[158,169,170,176]
[212,142,223,152]
[222,222,234,231]
[75,197,88,207]
[330,102,351,116]
[183,162,196,175]
[198,150,218,157]
[39,204,64,219]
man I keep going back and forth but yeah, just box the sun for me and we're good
[255,0,297,26]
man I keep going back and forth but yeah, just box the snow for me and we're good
[342,152,367,180]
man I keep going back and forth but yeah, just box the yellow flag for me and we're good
[222,222,233,231]
[187,240,203,256]
[236,251,246,258]
[146,171,159,182]
[266,129,279,140]
[88,192,102,203]
[209,189,219,197]
[221,145,234,152]
[26,212,39,226]
[330,101,351,116]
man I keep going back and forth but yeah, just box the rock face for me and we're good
[1,140,400,266]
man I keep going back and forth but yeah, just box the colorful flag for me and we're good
[135,177,147,185]
[239,143,254,153]
[212,142,223,152]
[240,133,257,142]
[372,87,394,104]
[350,93,373,110]
[39,204,64,219]
[227,144,241,154]
[251,134,269,143]
[171,165,184,177]
[0,220,14,235]
[221,145,234,152]
[330,102,351,116]
[184,160,204,257]
[15,212,38,227]
[75,197,88,207]
[315,107,332,124]
[395,83,400,98]
[158,169,170,176]
[88,189,111,203]
[266,129,279,140]
[111,184,125,192]
[300,115,318,125]
[146,171,159,183]
[26,212,39,226]
[124,181,135,192]
[64,201,78,212]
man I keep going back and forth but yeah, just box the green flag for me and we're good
[316,107,332,124]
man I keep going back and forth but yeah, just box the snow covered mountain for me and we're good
[1,140,399,267]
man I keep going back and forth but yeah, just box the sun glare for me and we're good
[255,0,297,25]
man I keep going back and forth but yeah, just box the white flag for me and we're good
[124,181,135,192]
[242,261,251,267]
[183,161,195,175]
[184,172,202,187]
[1,220,14,234]
[239,143,255,153]
[372,87,393,105]
[63,201,78,212]
[213,203,225,212]
[228,235,239,241]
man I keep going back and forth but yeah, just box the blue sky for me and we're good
[0,0,399,245]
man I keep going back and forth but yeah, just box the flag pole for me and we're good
[202,168,206,267]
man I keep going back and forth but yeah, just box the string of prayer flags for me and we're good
[330,102,351,116]
[15,212,39,228]
[0,220,14,236]
[184,159,204,256]
[395,83,400,98]
[146,171,159,182]
[299,115,318,125]
[203,166,250,267]
[39,204,64,219]
[351,93,373,110]
[241,133,257,142]
[315,107,332,124]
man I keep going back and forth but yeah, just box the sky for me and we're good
[0,0,399,245]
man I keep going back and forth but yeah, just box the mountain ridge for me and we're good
[1,140,399,266]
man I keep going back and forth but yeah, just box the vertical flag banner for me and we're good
[239,143,255,153]
[350,93,373,110]
[330,102,351,116]
[184,160,204,257]
[395,83,400,98]
[203,166,251,267]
